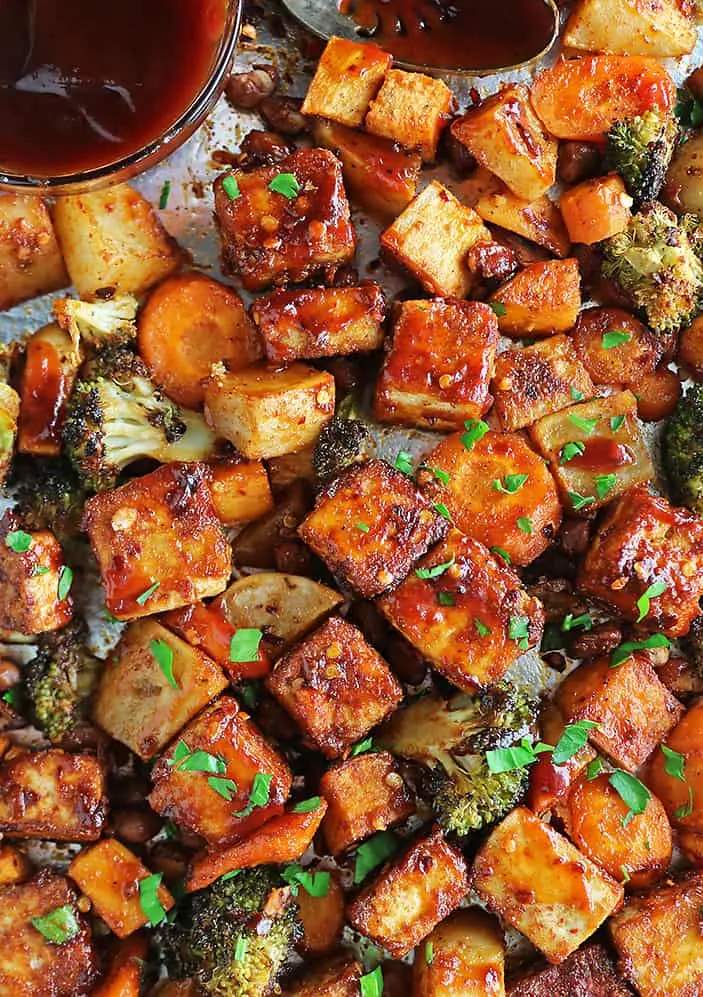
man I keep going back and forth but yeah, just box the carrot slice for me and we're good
[90,932,147,997]
[162,600,272,680]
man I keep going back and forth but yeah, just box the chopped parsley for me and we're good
[636,581,667,622]
[229,628,263,663]
[150,638,177,689]
[268,173,300,198]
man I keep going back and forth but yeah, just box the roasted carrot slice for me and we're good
[162,600,272,681]
[91,933,148,997]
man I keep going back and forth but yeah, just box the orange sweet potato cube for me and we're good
[285,956,363,997]
[0,514,73,635]
[489,259,581,339]
[560,174,633,245]
[365,69,454,162]
[301,37,391,127]
[207,459,274,526]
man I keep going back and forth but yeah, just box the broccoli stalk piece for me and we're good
[62,347,217,492]
[312,394,374,482]
[10,457,84,542]
[159,866,301,997]
[606,110,678,207]
[53,294,139,351]
[602,202,703,333]
[662,383,703,515]
[378,683,536,837]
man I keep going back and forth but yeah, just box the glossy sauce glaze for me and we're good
[567,439,635,472]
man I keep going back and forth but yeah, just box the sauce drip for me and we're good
[0,0,225,177]
[339,0,556,71]
[568,439,635,472]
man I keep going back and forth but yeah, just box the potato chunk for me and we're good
[266,616,403,758]
[301,37,391,127]
[347,826,469,958]
[0,514,73,635]
[412,908,505,997]
[83,463,232,620]
[214,149,356,291]
[365,69,453,162]
[646,700,703,831]
[373,299,498,430]
[285,956,362,997]
[204,361,335,460]
[489,259,581,338]
[378,529,544,691]
[473,807,623,965]
[320,750,415,854]
[572,307,661,386]
[299,459,448,599]
[148,696,292,844]
[0,194,68,312]
[578,484,703,636]
[92,619,227,760]
[472,179,570,258]
[563,0,696,57]
[507,944,630,996]
[0,748,105,842]
[416,431,561,567]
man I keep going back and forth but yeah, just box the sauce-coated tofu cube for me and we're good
[83,463,232,621]
[285,956,362,997]
[214,149,356,291]
[413,908,505,997]
[301,37,391,127]
[320,750,415,854]
[489,259,581,339]
[365,69,454,161]
[378,529,544,691]
[472,807,623,965]
[0,514,73,635]
[347,825,469,958]
[507,944,631,996]
[298,459,448,598]
[266,616,403,758]
[373,299,499,430]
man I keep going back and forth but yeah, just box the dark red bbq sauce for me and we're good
[568,439,635,472]
[339,0,556,71]
[0,0,226,177]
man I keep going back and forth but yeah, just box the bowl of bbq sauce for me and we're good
[0,0,243,192]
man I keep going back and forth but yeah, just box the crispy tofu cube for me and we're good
[507,943,630,996]
[0,515,73,635]
[320,750,415,854]
[301,37,391,127]
[378,529,544,691]
[472,807,623,965]
[83,463,232,621]
[416,431,561,567]
[492,335,595,432]
[251,284,386,362]
[148,696,292,843]
[373,299,499,430]
[347,825,469,958]
[0,844,32,887]
[365,69,453,162]
[645,700,703,831]
[609,872,703,996]
[0,870,97,997]
[298,459,449,598]
[266,616,403,758]
[207,459,274,527]
[380,181,491,298]
[413,908,505,997]
[0,194,68,312]
[285,956,362,997]
[92,619,228,760]
[529,391,654,516]
[490,259,581,339]
[0,748,105,842]
[472,176,570,258]
[450,85,558,201]
[578,484,703,636]
[556,653,683,771]
[69,839,174,938]
[214,148,356,292]
[563,0,697,57]
[204,361,335,460]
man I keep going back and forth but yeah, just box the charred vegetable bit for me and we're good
[10,457,84,542]
[605,110,678,206]
[312,395,374,482]
[663,384,703,515]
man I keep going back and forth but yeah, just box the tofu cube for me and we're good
[92,619,228,760]
[412,908,505,997]
[380,181,491,298]
[489,259,582,339]
[298,459,449,598]
[0,194,68,312]
[507,943,631,996]
[148,696,292,844]
[69,839,174,938]
[472,807,623,965]
[251,284,386,362]
[82,463,232,621]
[347,825,469,958]
[578,484,703,636]
[0,871,97,997]
[266,616,403,758]
[365,69,454,162]
[556,653,683,771]
[378,529,545,691]
[301,37,391,127]
[214,149,356,292]
[207,459,274,527]
[0,748,105,842]
[373,299,499,430]
[450,85,558,201]
[492,335,595,432]
[0,844,32,888]
[204,361,335,460]
[609,872,703,996]
[0,513,73,636]
[285,956,362,997]
[320,750,415,854]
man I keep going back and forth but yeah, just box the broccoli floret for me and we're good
[602,202,703,333]
[10,458,84,541]
[378,683,536,837]
[662,383,703,515]
[160,866,301,997]
[62,347,217,492]
[24,622,101,742]
[312,395,374,482]
[606,110,678,206]
[53,294,138,350]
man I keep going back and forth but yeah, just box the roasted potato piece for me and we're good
[489,259,581,338]
[83,462,232,620]
[91,934,147,997]
[413,908,505,997]
[472,178,570,258]
[563,0,696,57]
[559,174,633,245]
[284,956,362,997]
[347,826,469,958]
[17,323,79,458]
[646,700,703,831]
[472,807,623,965]
[296,871,345,957]
[572,307,661,385]
[206,459,274,527]
[365,69,453,162]
[301,37,391,127]
[631,365,681,422]
[0,514,74,635]
[0,844,32,887]
[662,130,703,216]
[678,314,703,379]
[233,480,313,569]
[507,943,631,996]
[0,194,68,312]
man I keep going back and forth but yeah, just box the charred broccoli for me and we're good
[378,683,536,837]
[662,383,703,515]
[606,110,678,206]
[159,866,301,997]
[10,458,84,541]
[602,202,703,333]
[313,394,374,482]
[62,347,217,492]
[53,294,138,350]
